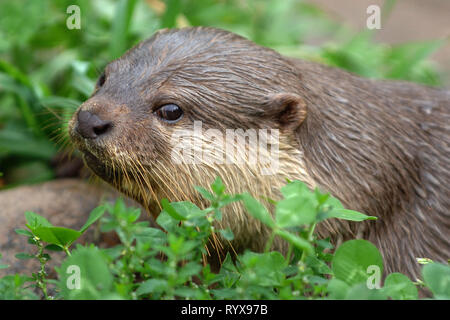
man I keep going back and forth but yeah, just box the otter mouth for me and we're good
[70,126,123,185]
[80,149,150,197]
[81,150,120,184]
[80,148,160,212]
[70,123,158,208]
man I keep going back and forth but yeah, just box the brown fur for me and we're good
[69,27,449,281]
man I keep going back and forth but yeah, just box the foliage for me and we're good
[0,0,448,301]
[1,178,448,300]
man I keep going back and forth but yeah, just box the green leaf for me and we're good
[219,228,235,241]
[174,287,204,299]
[40,96,81,111]
[14,228,33,237]
[45,244,64,252]
[422,263,450,299]
[275,229,313,254]
[56,245,115,300]
[240,251,286,287]
[156,209,178,233]
[161,0,181,28]
[15,253,34,260]
[113,198,126,216]
[320,208,377,222]
[178,262,203,281]
[332,239,384,286]
[0,59,32,87]
[305,255,332,275]
[136,279,168,296]
[0,128,56,159]
[25,211,52,230]
[79,205,107,233]
[275,180,319,227]
[314,188,330,205]
[280,180,312,199]
[135,227,167,246]
[33,226,82,247]
[218,194,243,207]
[171,201,204,220]
[195,186,215,201]
[345,283,387,300]
[327,278,350,299]
[211,288,237,299]
[211,176,226,196]
[387,40,444,79]
[161,198,187,221]
[70,71,95,97]
[0,70,39,133]
[126,208,142,223]
[320,195,343,209]
[109,0,138,59]
[383,273,418,300]
[276,196,317,227]
[240,193,275,228]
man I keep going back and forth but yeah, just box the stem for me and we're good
[36,240,49,300]
[306,223,316,242]
[264,230,276,253]
[286,244,293,265]
[119,229,135,286]
[64,247,71,257]
[300,223,317,263]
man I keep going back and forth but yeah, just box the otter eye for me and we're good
[155,104,183,123]
[96,72,106,87]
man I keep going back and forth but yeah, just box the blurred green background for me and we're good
[0,0,447,188]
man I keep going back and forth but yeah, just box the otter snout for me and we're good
[76,110,113,139]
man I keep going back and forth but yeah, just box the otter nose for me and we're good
[76,110,112,139]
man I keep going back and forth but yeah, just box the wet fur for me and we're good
[69,27,450,280]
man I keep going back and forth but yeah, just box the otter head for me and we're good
[69,27,314,251]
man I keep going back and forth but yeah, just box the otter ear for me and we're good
[264,93,307,131]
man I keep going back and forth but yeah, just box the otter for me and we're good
[68,27,449,280]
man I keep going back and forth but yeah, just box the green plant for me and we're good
[1,178,449,300]
[11,206,105,299]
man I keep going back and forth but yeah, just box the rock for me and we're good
[0,179,141,278]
